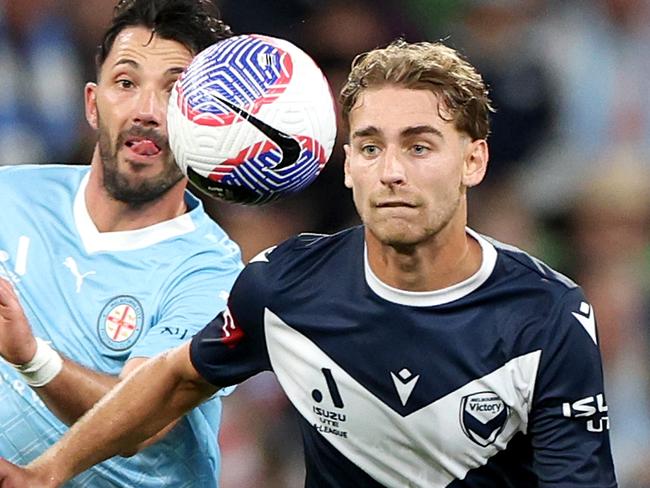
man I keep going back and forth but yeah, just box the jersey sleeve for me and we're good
[529,286,617,487]
[189,250,276,387]
[128,252,243,360]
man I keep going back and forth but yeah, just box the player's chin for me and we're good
[122,154,166,171]
[368,220,428,248]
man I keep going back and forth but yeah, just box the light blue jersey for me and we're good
[0,164,243,487]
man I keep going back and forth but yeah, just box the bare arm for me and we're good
[12,342,218,487]
[33,357,122,425]
[36,357,166,428]
[0,278,178,449]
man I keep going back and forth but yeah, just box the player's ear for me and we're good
[343,144,353,189]
[462,138,488,188]
[85,82,99,130]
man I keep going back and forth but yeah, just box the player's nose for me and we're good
[379,147,407,185]
[132,87,165,128]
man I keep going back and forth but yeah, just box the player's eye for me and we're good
[410,144,430,156]
[117,79,134,89]
[360,144,380,157]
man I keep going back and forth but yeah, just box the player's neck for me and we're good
[84,163,188,233]
[365,221,483,293]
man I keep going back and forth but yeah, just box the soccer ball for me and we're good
[168,34,337,205]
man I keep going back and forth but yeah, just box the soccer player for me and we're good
[0,1,242,487]
[0,40,617,487]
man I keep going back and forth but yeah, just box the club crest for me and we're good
[460,391,509,447]
[97,296,144,351]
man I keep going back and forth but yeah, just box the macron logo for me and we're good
[390,368,420,406]
[572,301,597,345]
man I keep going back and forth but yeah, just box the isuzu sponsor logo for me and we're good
[562,393,610,432]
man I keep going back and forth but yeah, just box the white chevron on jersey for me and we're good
[264,309,542,487]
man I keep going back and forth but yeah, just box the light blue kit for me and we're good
[0,164,242,487]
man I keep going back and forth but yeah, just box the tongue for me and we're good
[130,140,160,156]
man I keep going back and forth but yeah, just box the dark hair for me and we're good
[96,0,232,75]
[340,39,494,140]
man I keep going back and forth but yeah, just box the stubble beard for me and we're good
[97,118,184,206]
[366,190,463,251]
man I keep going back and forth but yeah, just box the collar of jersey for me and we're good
[74,172,197,253]
[364,228,497,307]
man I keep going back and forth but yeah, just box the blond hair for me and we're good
[340,40,494,140]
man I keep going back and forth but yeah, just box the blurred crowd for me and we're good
[1,0,649,486]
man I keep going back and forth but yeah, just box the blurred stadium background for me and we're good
[1,0,649,486]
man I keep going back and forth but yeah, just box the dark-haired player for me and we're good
[0,40,617,487]
[0,1,241,486]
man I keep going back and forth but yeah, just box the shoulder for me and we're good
[264,226,360,259]
[0,164,88,195]
[484,235,581,318]
[489,236,578,292]
[236,226,361,294]
[477,234,593,352]
[0,163,87,180]
[0,165,89,215]
[249,226,361,272]
[173,191,243,268]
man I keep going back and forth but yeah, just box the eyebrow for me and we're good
[401,125,443,139]
[351,125,443,140]
[351,126,380,139]
[113,58,139,70]
[113,58,186,76]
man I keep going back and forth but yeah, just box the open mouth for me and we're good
[125,137,162,157]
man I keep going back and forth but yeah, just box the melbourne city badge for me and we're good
[97,295,145,351]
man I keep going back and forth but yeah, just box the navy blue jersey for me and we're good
[191,227,617,487]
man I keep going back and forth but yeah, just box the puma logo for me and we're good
[63,257,96,293]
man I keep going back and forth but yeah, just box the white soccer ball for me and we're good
[168,34,337,205]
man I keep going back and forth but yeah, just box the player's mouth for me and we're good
[124,137,162,159]
[375,200,417,208]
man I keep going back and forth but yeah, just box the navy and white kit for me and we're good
[191,226,617,487]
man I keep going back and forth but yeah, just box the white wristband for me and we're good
[10,337,64,387]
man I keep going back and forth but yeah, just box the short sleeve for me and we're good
[530,286,617,487]
[128,256,242,360]
[190,255,275,387]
